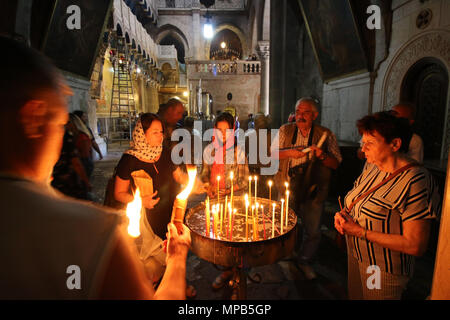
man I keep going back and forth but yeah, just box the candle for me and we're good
[213,205,218,238]
[216,175,221,204]
[268,180,273,204]
[280,199,284,235]
[261,204,266,240]
[272,203,276,238]
[254,175,258,204]
[220,204,224,234]
[230,172,234,209]
[285,190,289,230]
[248,176,252,207]
[251,205,255,241]
[285,192,289,228]
[228,203,232,241]
[205,197,210,237]
[280,198,284,231]
[231,208,236,241]
[245,194,249,241]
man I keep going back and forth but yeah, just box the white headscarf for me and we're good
[124,119,163,163]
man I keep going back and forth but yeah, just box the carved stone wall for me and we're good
[382,29,450,158]
[382,29,450,108]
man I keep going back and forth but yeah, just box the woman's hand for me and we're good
[164,223,191,259]
[142,190,160,209]
[334,210,365,238]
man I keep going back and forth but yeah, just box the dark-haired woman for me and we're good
[114,113,202,297]
[334,111,440,300]
[200,112,249,296]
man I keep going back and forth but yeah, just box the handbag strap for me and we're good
[346,163,420,213]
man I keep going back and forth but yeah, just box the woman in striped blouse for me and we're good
[334,111,440,300]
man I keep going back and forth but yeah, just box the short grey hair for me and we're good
[295,97,319,114]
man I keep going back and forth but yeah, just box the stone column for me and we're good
[257,41,270,115]
[192,8,201,60]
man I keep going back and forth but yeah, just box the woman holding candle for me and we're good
[114,113,203,297]
[200,112,249,292]
[335,112,440,299]
[201,112,249,201]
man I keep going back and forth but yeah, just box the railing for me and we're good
[157,0,245,10]
[189,60,261,75]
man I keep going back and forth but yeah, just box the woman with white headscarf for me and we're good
[114,113,203,297]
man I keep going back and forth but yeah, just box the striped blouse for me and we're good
[344,162,441,276]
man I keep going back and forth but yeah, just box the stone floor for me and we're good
[89,143,437,300]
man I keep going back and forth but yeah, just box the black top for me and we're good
[51,131,87,200]
[116,147,179,240]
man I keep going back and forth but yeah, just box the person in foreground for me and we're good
[334,111,440,300]
[0,36,190,300]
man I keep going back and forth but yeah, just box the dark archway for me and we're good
[210,29,242,60]
[401,58,449,160]
[160,34,185,64]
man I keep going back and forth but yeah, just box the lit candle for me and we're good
[220,204,224,234]
[254,175,258,204]
[261,204,266,240]
[217,175,221,204]
[255,203,259,241]
[268,180,273,204]
[213,205,218,238]
[205,197,210,237]
[285,190,289,231]
[253,216,258,241]
[285,192,289,228]
[228,203,232,241]
[248,176,252,207]
[272,203,276,238]
[231,208,236,241]
[245,194,249,241]
[230,172,234,210]
[280,198,284,231]
[251,205,255,241]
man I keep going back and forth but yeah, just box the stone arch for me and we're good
[156,24,190,50]
[116,23,123,37]
[205,24,249,59]
[382,29,450,158]
[156,24,190,63]
[382,29,450,109]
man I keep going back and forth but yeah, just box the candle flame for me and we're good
[230,172,234,180]
[268,180,273,187]
[272,202,276,208]
[254,175,258,181]
[284,182,289,188]
[249,176,252,181]
[177,167,197,200]
[217,175,220,181]
[126,188,142,238]
[281,198,285,203]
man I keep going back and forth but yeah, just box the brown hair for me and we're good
[357,111,412,153]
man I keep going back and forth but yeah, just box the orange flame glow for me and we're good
[126,188,142,238]
[177,167,197,200]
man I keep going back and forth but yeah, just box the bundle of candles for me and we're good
[200,173,293,242]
